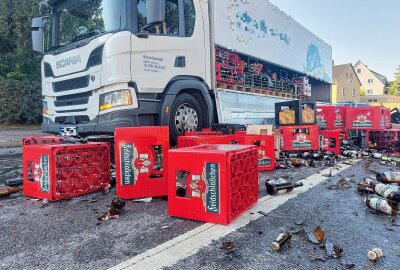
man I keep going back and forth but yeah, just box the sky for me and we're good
[269,0,400,80]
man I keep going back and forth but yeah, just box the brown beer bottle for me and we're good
[376,172,400,184]
[272,231,292,251]
[176,183,187,197]
[364,197,397,216]
[364,178,400,202]
[266,181,304,195]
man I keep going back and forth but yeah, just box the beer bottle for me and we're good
[364,197,397,216]
[176,183,187,197]
[266,181,304,196]
[272,231,292,251]
[364,178,400,202]
[376,172,400,184]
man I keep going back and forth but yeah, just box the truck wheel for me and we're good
[169,93,205,145]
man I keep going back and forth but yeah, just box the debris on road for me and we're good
[133,198,152,203]
[266,179,303,195]
[40,198,49,208]
[368,247,383,261]
[364,197,398,216]
[364,178,400,202]
[376,172,400,184]
[5,177,23,187]
[327,178,351,190]
[271,231,292,251]
[98,198,126,221]
[0,186,23,198]
[325,241,343,258]
[306,226,325,245]
[220,241,235,251]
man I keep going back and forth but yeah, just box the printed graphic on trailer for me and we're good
[189,162,220,214]
[33,155,50,193]
[120,143,152,185]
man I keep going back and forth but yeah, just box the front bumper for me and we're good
[41,101,161,136]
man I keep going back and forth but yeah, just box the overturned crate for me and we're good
[23,143,110,201]
[168,145,258,225]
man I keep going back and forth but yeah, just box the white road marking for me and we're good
[109,161,358,270]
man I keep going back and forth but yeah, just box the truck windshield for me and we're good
[45,0,127,52]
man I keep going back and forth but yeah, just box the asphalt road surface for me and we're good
[1,152,399,270]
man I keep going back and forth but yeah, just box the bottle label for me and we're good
[277,189,288,195]
[374,184,394,198]
[383,172,400,182]
[370,198,392,215]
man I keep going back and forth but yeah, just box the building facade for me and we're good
[332,63,362,103]
[354,61,389,96]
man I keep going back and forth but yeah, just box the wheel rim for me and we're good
[175,103,199,135]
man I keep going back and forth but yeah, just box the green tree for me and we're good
[360,88,366,96]
[389,66,400,96]
[0,0,42,124]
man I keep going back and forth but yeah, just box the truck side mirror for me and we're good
[146,0,165,26]
[32,17,44,54]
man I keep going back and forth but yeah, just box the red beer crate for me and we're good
[168,145,258,225]
[316,106,346,130]
[345,106,391,130]
[114,127,169,199]
[366,129,400,151]
[23,136,64,145]
[177,135,231,148]
[319,130,341,155]
[23,143,110,201]
[280,125,319,151]
[232,134,275,171]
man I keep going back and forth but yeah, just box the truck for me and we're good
[32,0,332,143]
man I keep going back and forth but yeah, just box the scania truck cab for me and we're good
[33,0,215,143]
[32,0,332,143]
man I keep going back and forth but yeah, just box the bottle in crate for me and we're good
[23,143,110,201]
[319,130,341,155]
[114,127,169,199]
[168,145,259,225]
[275,100,317,126]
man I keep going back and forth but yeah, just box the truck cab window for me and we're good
[137,0,180,36]
[184,0,195,37]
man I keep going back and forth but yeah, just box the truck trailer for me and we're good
[32,0,332,143]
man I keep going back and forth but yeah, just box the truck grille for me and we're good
[55,115,91,124]
[53,76,89,92]
[54,91,92,107]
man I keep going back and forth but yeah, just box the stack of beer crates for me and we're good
[275,100,319,152]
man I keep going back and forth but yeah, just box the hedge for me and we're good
[0,78,42,124]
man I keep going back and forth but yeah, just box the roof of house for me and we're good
[354,60,388,85]
[370,70,388,85]
[332,63,362,85]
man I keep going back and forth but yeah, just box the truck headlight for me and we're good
[43,101,49,115]
[99,90,133,111]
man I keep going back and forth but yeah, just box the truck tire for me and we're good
[169,93,205,145]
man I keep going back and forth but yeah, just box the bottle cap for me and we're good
[271,242,280,251]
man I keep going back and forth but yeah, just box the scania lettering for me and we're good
[32,0,332,143]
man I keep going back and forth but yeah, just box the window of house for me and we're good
[368,100,373,102]
[138,0,180,36]
[184,0,195,37]
[357,69,361,73]
[373,99,378,102]
[345,72,348,78]
[367,89,373,95]
[368,79,373,84]
[342,88,345,96]
[352,89,355,97]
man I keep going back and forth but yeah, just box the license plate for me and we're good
[59,127,77,136]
